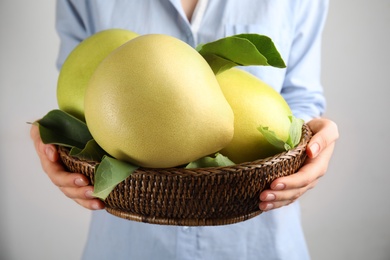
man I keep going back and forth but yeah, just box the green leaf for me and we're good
[69,139,108,162]
[185,153,235,169]
[34,109,92,149]
[258,115,304,152]
[92,156,138,200]
[236,34,286,68]
[286,115,304,148]
[197,34,286,75]
[257,126,286,151]
[199,54,239,75]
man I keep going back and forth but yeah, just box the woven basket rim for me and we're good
[59,123,311,173]
[58,124,312,226]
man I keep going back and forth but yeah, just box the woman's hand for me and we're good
[259,118,339,211]
[30,124,105,210]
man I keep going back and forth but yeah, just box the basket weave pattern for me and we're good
[59,124,311,226]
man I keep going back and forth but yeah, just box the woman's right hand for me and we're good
[30,124,105,210]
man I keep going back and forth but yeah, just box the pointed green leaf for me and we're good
[286,115,304,148]
[185,153,235,169]
[200,54,238,75]
[92,156,138,200]
[69,139,108,162]
[258,115,304,152]
[257,126,286,151]
[214,153,236,167]
[235,34,286,68]
[198,36,268,66]
[35,109,92,149]
[197,34,286,75]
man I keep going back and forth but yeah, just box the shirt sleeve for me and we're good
[281,0,329,121]
[55,0,89,70]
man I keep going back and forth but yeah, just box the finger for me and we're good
[260,179,319,203]
[38,153,90,188]
[42,144,59,162]
[259,180,319,211]
[59,185,105,210]
[267,161,321,191]
[30,123,104,211]
[259,199,294,211]
[74,198,105,210]
[265,140,335,194]
[30,124,45,154]
[59,185,95,200]
[307,118,339,158]
[37,139,59,163]
[30,123,40,141]
[46,166,90,188]
[259,145,335,210]
[31,124,60,163]
[52,171,90,188]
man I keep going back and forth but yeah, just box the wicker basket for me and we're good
[59,124,311,226]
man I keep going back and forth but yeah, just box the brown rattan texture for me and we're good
[59,124,312,226]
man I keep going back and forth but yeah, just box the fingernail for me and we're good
[264,193,276,201]
[309,142,320,157]
[273,183,285,190]
[45,146,55,161]
[85,190,95,199]
[263,203,274,211]
[75,178,87,186]
[91,202,103,210]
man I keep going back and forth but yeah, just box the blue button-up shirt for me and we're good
[56,1,328,259]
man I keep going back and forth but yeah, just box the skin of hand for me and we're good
[259,118,339,211]
[30,124,105,210]
[31,117,338,212]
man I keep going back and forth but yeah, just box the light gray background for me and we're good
[1,1,389,260]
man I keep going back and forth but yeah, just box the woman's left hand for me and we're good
[259,117,339,211]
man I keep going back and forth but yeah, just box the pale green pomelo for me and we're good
[84,34,234,168]
[57,29,138,121]
[216,68,293,163]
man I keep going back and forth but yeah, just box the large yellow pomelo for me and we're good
[216,68,293,163]
[57,29,138,121]
[84,34,234,168]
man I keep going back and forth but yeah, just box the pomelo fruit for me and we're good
[84,34,234,168]
[216,68,293,163]
[57,29,138,121]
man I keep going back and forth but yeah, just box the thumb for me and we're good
[31,124,59,162]
[307,139,322,159]
[306,118,339,159]
[44,145,58,162]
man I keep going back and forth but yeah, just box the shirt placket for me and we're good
[175,226,201,260]
[168,0,208,47]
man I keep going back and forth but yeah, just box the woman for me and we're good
[31,0,339,259]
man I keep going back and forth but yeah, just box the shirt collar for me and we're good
[168,0,208,44]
